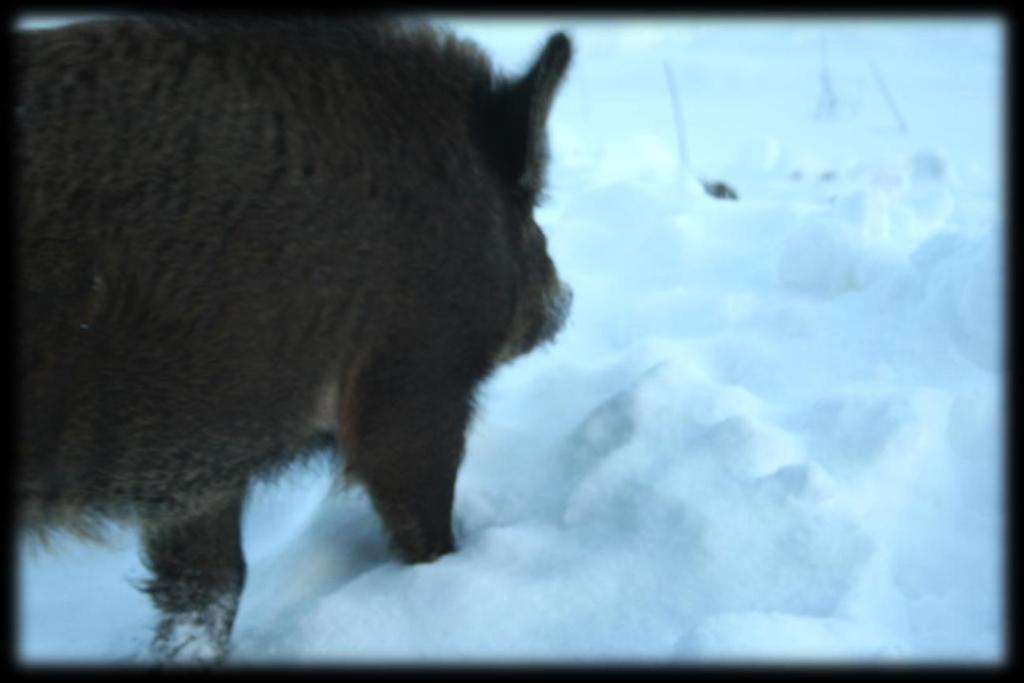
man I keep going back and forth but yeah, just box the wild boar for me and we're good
[16,15,572,663]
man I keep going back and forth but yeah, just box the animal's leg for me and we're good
[339,351,477,563]
[140,494,246,664]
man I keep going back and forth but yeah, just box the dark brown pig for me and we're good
[15,15,572,662]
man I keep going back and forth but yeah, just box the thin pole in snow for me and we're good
[868,58,908,134]
[663,60,691,170]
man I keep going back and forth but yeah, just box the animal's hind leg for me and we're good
[140,493,246,664]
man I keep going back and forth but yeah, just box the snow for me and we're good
[16,15,1004,665]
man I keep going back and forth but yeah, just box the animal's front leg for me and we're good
[339,350,477,564]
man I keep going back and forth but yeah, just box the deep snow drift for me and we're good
[16,16,1004,664]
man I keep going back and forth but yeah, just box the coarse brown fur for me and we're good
[15,14,572,662]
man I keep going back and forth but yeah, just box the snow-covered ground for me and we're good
[16,15,1004,665]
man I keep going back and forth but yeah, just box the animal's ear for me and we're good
[477,32,572,200]
[521,32,572,141]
